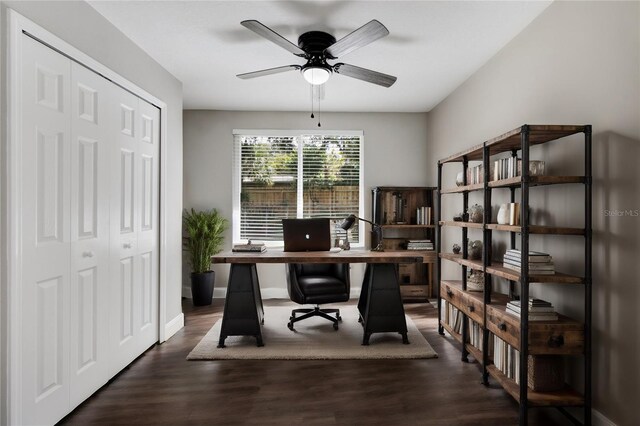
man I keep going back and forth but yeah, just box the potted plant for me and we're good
[183,208,228,306]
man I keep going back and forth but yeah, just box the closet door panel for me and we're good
[20,35,72,426]
[109,89,143,373]
[137,100,160,350]
[69,62,111,408]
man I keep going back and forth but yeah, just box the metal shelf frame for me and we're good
[436,124,592,426]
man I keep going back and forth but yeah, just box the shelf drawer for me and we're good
[441,281,464,305]
[400,285,429,299]
[486,304,521,348]
[440,282,484,324]
[460,291,484,325]
[486,304,584,355]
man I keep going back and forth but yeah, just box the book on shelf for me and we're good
[504,250,553,262]
[442,300,463,334]
[416,206,432,225]
[506,299,558,320]
[503,263,555,274]
[506,307,559,321]
[507,299,555,313]
[493,335,521,383]
[510,298,553,306]
[468,318,493,354]
[465,164,494,185]
[232,242,266,253]
[406,239,434,250]
[492,157,523,181]
[503,258,555,270]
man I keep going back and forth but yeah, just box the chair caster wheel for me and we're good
[287,322,294,331]
[333,322,339,330]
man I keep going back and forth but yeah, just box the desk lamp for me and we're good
[339,214,384,251]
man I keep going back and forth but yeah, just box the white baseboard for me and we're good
[163,313,184,342]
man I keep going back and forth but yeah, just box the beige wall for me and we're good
[183,110,429,296]
[0,1,184,338]
[426,1,639,424]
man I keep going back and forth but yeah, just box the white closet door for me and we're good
[109,87,142,373]
[136,99,160,351]
[69,62,111,408]
[20,36,72,425]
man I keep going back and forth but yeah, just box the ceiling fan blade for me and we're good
[324,20,389,59]
[237,65,300,79]
[333,63,397,88]
[241,20,305,56]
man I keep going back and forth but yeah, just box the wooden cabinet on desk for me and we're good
[371,186,436,301]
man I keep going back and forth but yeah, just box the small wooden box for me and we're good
[528,355,564,391]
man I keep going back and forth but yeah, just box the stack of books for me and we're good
[232,242,266,253]
[416,206,432,225]
[506,298,559,321]
[406,239,434,250]
[502,249,554,275]
[442,300,463,334]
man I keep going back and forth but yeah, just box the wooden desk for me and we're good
[211,249,423,348]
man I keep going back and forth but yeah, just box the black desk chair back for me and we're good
[286,263,350,330]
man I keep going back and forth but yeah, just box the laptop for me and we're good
[282,218,331,252]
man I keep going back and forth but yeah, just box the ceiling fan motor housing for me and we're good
[298,31,335,80]
[298,31,336,57]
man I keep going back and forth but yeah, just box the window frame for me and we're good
[232,129,365,247]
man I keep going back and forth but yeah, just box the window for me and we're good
[232,130,363,246]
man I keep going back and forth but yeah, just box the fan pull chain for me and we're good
[310,84,314,119]
[317,90,321,127]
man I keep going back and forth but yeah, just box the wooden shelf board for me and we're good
[439,253,483,270]
[374,186,437,192]
[488,304,582,327]
[486,263,584,284]
[437,125,587,163]
[439,221,484,229]
[486,125,587,156]
[486,365,584,407]
[439,142,485,164]
[486,224,585,236]
[441,321,463,344]
[383,250,436,263]
[488,175,585,189]
[441,280,511,306]
[440,183,484,194]
[381,224,435,229]
[465,343,483,363]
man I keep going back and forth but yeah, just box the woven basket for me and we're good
[527,355,564,391]
[466,271,484,292]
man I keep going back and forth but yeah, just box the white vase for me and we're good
[497,204,509,225]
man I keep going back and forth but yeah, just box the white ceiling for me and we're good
[89,1,551,112]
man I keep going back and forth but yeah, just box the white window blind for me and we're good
[232,131,363,245]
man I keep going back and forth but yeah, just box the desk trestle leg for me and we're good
[218,263,265,348]
[358,263,409,346]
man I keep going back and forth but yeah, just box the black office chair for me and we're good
[286,263,350,331]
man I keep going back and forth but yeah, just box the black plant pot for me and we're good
[191,271,215,306]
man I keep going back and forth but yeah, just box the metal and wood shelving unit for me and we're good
[435,125,592,425]
[371,186,437,301]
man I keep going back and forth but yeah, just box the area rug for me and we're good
[187,306,438,360]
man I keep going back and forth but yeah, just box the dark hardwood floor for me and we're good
[60,299,574,425]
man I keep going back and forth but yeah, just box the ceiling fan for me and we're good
[237,19,397,88]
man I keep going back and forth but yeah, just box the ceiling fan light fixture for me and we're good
[302,66,331,85]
